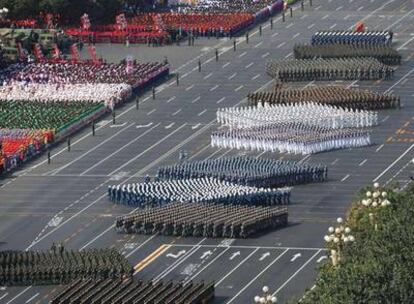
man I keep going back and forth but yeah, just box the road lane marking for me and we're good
[307,23,315,29]
[25,293,39,303]
[357,6,364,11]
[6,287,31,304]
[272,250,322,296]
[322,14,329,20]
[222,62,230,68]
[228,72,237,80]
[210,84,219,91]
[217,97,226,104]
[187,247,230,282]
[133,245,171,274]
[238,51,247,58]
[293,33,300,39]
[246,62,254,68]
[252,74,261,80]
[262,52,270,58]
[329,23,337,29]
[226,249,289,303]
[0,293,8,301]
[254,41,263,48]
[147,109,156,115]
[271,32,279,38]
[191,96,201,103]
[235,85,244,92]
[286,23,293,29]
[185,84,194,91]
[359,159,368,166]
[375,144,384,152]
[198,109,207,116]
[204,72,213,80]
[336,6,343,11]
[172,109,181,116]
[277,42,286,48]
[166,96,176,103]
[341,174,350,182]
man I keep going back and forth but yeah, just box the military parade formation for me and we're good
[311,30,393,46]
[115,202,288,238]
[0,249,132,286]
[51,278,215,304]
[247,86,400,110]
[157,156,327,188]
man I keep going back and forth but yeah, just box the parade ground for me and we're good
[0,0,414,302]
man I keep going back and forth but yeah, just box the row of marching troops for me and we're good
[115,202,288,238]
[265,57,395,82]
[108,177,292,208]
[156,156,327,188]
[51,277,215,304]
[247,85,400,110]
[0,249,132,286]
[266,30,400,83]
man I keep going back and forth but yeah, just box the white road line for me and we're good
[373,143,414,182]
[47,123,135,176]
[293,33,300,39]
[307,23,315,29]
[204,149,222,161]
[341,174,350,182]
[336,6,343,11]
[25,293,39,303]
[187,247,230,282]
[217,97,226,104]
[357,6,364,11]
[286,23,293,29]
[322,14,329,20]
[198,109,207,116]
[277,42,286,48]
[6,287,31,304]
[222,62,230,68]
[155,239,206,281]
[381,115,390,123]
[329,23,337,29]
[344,14,350,20]
[172,109,181,116]
[80,124,159,176]
[185,84,194,91]
[188,144,210,160]
[166,96,176,103]
[147,109,156,115]
[215,248,259,287]
[284,52,293,59]
[262,52,270,58]
[228,72,237,80]
[254,41,263,48]
[204,72,213,80]
[235,85,244,92]
[359,159,368,166]
[0,293,8,301]
[397,36,414,50]
[109,123,187,176]
[191,96,201,103]
[210,84,219,91]
[300,14,308,20]
[271,32,279,38]
[385,67,414,93]
[272,250,322,296]
[246,62,254,69]
[376,144,384,152]
[315,5,322,10]
[252,74,261,80]
[226,249,289,303]
[238,51,247,58]
[125,234,159,258]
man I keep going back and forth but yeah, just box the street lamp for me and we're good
[324,217,355,267]
[360,183,391,230]
[254,286,277,303]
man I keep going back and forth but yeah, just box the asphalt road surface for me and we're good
[0,0,414,303]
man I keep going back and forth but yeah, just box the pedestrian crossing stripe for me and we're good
[133,245,171,273]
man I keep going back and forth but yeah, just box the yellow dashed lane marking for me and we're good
[134,244,171,273]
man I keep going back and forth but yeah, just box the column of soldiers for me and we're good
[211,123,371,155]
[311,30,393,46]
[108,177,291,207]
[115,202,288,238]
[0,248,132,286]
[51,278,215,304]
[157,156,327,188]
[293,43,401,65]
[265,57,394,82]
[247,86,400,110]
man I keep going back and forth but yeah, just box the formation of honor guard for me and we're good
[115,202,288,238]
[247,86,400,110]
[108,177,291,207]
[311,30,393,46]
[0,248,132,286]
[157,156,327,188]
[265,57,394,82]
[217,103,378,130]
[293,43,401,65]
[212,123,371,155]
[51,278,215,304]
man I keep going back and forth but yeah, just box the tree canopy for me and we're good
[298,183,414,304]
